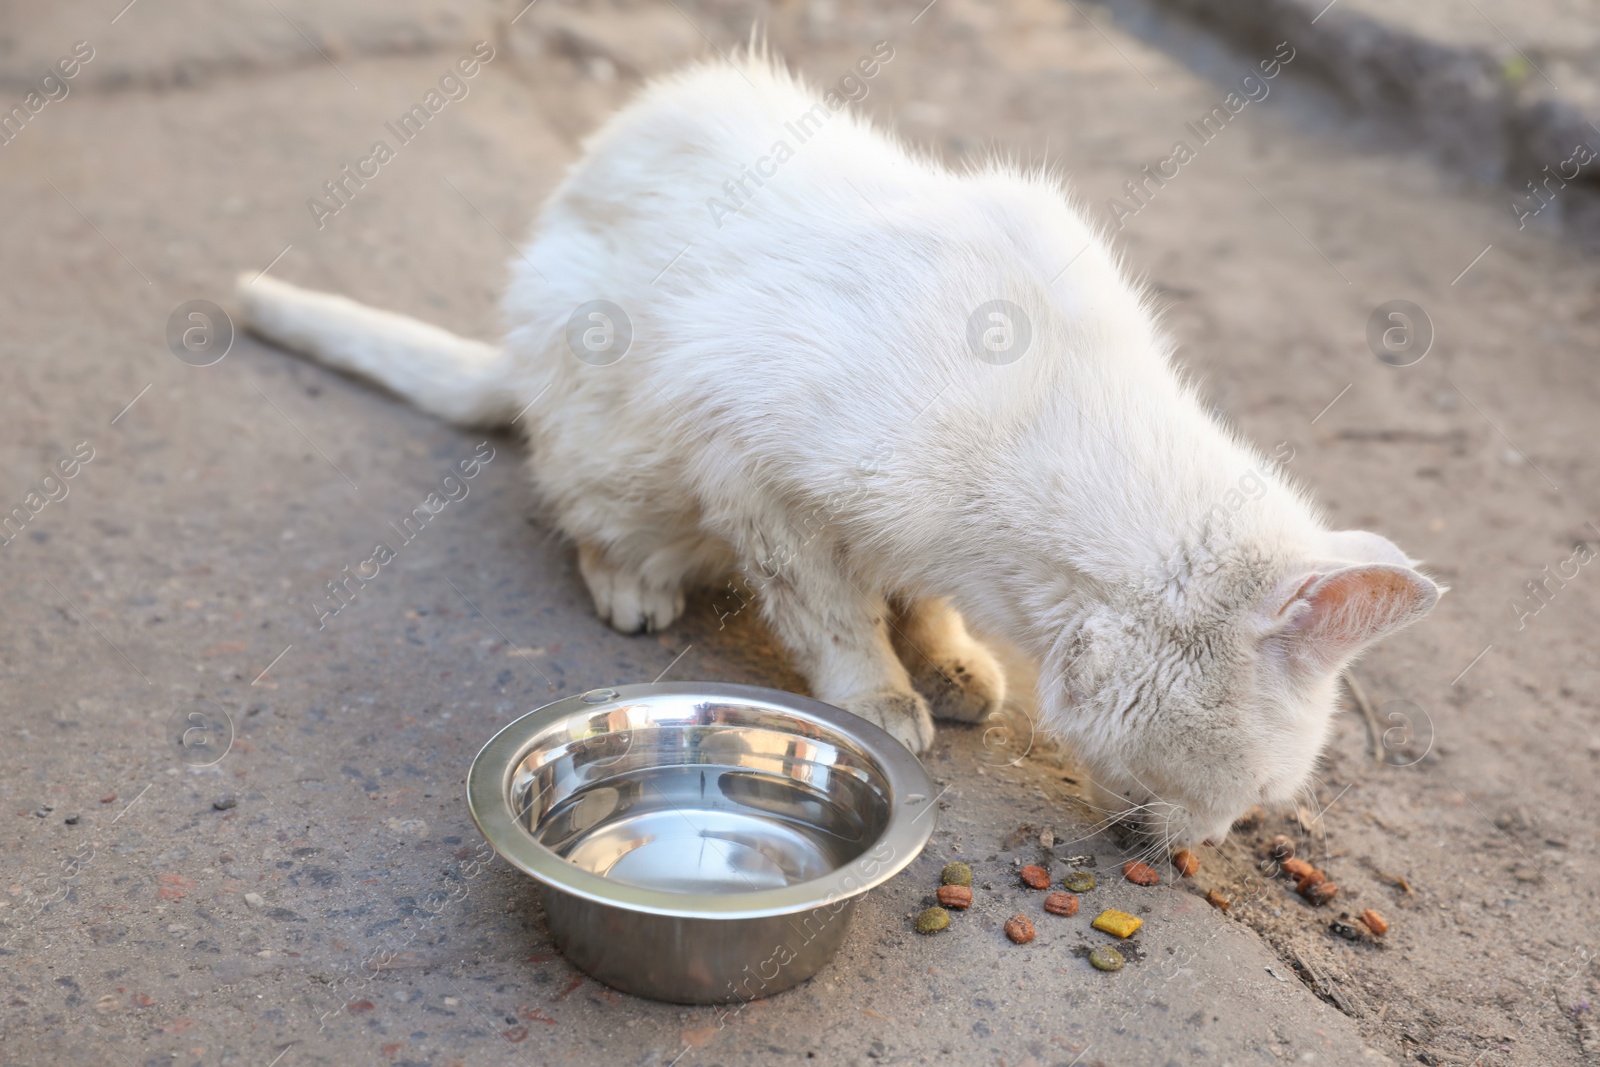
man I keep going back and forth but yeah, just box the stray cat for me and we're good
[237,48,1439,847]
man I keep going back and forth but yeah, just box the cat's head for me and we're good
[1045,529,1440,849]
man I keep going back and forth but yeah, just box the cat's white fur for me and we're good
[235,50,1439,846]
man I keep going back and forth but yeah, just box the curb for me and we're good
[1139,0,1600,242]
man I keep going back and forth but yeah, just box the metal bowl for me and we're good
[466,682,936,1004]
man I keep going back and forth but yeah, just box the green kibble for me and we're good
[915,906,951,934]
[1089,945,1124,971]
[940,862,973,887]
[1063,871,1095,893]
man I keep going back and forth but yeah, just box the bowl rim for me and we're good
[466,681,937,920]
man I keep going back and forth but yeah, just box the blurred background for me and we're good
[1,1,1596,1065]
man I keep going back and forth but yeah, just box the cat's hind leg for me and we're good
[891,598,1006,723]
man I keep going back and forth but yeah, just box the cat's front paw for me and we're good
[908,647,1006,723]
[578,543,685,635]
[842,689,937,754]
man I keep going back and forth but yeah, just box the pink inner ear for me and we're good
[1279,564,1439,672]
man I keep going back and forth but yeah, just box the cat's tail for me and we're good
[233,273,520,428]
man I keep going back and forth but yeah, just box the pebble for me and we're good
[32,807,51,818]
[1039,828,1054,849]
[213,794,238,811]
[939,862,972,887]
[1062,871,1095,893]
[243,892,265,910]
[100,792,116,804]
[64,814,79,825]
[914,906,951,934]
[1089,946,1125,971]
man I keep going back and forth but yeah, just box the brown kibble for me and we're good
[1270,835,1295,861]
[1020,864,1051,889]
[1360,909,1388,936]
[1295,869,1327,893]
[1205,889,1231,912]
[100,792,116,805]
[937,884,972,909]
[1122,860,1159,886]
[1281,858,1315,880]
[1042,891,1079,916]
[1004,914,1036,944]
[1172,849,1199,877]
[1301,881,1338,906]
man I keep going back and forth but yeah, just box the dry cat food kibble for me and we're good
[940,862,973,887]
[1205,889,1231,911]
[1360,909,1389,936]
[1088,945,1125,971]
[1043,891,1079,916]
[1122,860,1160,886]
[1091,909,1144,938]
[1295,869,1326,891]
[937,885,972,909]
[1020,864,1051,889]
[1301,881,1338,907]
[1280,858,1315,881]
[1171,849,1199,877]
[1062,871,1096,893]
[1004,914,1036,944]
[915,906,951,933]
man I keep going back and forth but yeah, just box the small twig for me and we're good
[1343,673,1384,765]
[1363,860,1417,896]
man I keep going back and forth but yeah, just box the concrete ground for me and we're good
[2,1,1598,1065]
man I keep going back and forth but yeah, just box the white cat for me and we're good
[236,48,1439,846]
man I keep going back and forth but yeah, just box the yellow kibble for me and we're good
[1091,909,1144,939]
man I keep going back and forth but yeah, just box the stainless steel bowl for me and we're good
[466,682,936,1004]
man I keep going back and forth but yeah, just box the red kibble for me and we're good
[1301,882,1338,907]
[1281,858,1316,881]
[936,884,972,909]
[1042,891,1079,916]
[1122,861,1160,886]
[1020,864,1051,889]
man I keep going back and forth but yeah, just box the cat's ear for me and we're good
[1321,529,1416,568]
[1265,563,1440,675]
